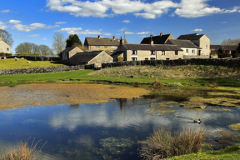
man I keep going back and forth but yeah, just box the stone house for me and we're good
[141,32,174,44]
[0,35,11,54]
[69,51,113,67]
[113,39,183,61]
[59,46,83,64]
[166,39,200,59]
[84,35,127,53]
[177,33,210,58]
[220,45,239,55]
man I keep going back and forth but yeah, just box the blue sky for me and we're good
[0,0,240,54]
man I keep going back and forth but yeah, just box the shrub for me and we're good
[118,57,124,62]
[139,128,205,160]
[232,53,240,58]
[218,53,232,58]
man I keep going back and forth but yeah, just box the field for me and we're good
[0,58,64,70]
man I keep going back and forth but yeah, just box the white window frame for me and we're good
[186,49,189,55]
[132,57,137,61]
[111,46,115,49]
[151,50,155,55]
[132,50,137,55]
[161,51,165,55]
[192,50,195,54]
[104,46,108,49]
[95,46,100,48]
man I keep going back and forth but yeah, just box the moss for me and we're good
[229,123,240,130]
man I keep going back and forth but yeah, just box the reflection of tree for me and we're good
[118,98,127,112]
[70,104,80,110]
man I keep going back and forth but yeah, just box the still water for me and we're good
[0,97,240,159]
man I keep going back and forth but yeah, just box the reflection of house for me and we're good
[177,33,210,58]
[141,32,174,44]
[69,51,113,67]
[114,39,183,61]
[166,39,200,59]
[59,46,83,64]
[84,35,127,52]
[0,35,11,54]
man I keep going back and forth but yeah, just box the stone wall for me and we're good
[0,65,84,75]
[6,56,60,61]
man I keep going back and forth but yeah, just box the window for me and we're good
[186,49,188,54]
[166,58,170,61]
[104,46,108,48]
[132,57,137,61]
[145,58,149,60]
[95,46,100,48]
[151,50,155,55]
[192,50,195,54]
[206,45,208,49]
[132,50,137,55]
[7,48,9,51]
[150,58,155,60]
[111,46,115,48]
[175,51,178,55]
[161,51,165,55]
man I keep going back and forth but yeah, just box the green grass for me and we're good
[165,145,240,160]
[0,58,64,69]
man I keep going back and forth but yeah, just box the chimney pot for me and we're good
[151,39,154,45]
[113,36,115,40]
[150,34,153,38]
[160,32,163,36]
[98,35,100,39]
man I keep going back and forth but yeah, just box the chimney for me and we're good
[150,34,153,38]
[120,37,124,45]
[98,35,100,39]
[113,35,115,40]
[160,32,163,36]
[150,39,154,45]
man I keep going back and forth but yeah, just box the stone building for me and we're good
[0,35,11,54]
[84,35,127,53]
[113,38,183,61]
[59,46,83,64]
[69,51,113,67]
[177,33,210,58]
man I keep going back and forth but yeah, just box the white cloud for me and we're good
[12,23,59,32]
[46,0,240,19]
[193,29,203,32]
[24,34,40,38]
[221,21,227,24]
[1,9,10,13]
[41,38,47,40]
[125,31,134,34]
[137,31,150,34]
[123,20,130,23]
[119,28,127,32]
[55,21,67,25]
[9,20,21,24]
[0,21,7,29]
[57,27,102,35]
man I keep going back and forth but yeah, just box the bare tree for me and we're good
[39,45,54,56]
[52,32,65,55]
[15,42,40,55]
[221,38,240,45]
[0,29,14,47]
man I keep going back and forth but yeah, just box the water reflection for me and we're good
[0,98,240,159]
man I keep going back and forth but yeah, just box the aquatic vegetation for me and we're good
[147,103,177,115]
[229,123,240,130]
[139,128,205,160]
[1,141,43,160]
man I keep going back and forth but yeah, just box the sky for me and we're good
[0,0,240,54]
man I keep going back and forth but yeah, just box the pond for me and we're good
[0,85,240,159]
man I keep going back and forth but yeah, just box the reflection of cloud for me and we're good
[49,103,171,131]
[75,135,94,148]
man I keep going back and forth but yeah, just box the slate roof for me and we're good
[141,34,173,44]
[111,51,124,59]
[210,45,221,50]
[177,33,204,40]
[60,46,76,54]
[70,51,102,63]
[122,44,182,51]
[167,39,199,48]
[221,45,238,51]
[84,37,127,46]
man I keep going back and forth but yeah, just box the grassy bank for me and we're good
[0,58,64,70]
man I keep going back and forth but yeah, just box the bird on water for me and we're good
[194,119,201,124]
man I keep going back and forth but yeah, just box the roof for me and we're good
[210,45,221,50]
[167,39,199,48]
[122,44,182,51]
[60,46,76,54]
[84,37,127,46]
[111,51,124,59]
[141,34,174,44]
[70,51,102,63]
[221,45,238,51]
[177,33,204,40]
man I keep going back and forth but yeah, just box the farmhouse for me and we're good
[113,38,183,61]
[84,35,127,53]
[0,35,11,54]
[166,39,200,59]
[141,32,174,44]
[177,33,210,58]
[69,51,113,67]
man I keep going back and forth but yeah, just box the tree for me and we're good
[66,34,82,48]
[15,42,40,55]
[38,45,54,56]
[221,38,240,45]
[52,32,65,55]
[0,29,14,47]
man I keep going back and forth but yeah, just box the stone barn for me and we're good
[59,46,83,64]
[69,51,113,67]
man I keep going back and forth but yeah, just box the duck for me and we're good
[194,119,201,124]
